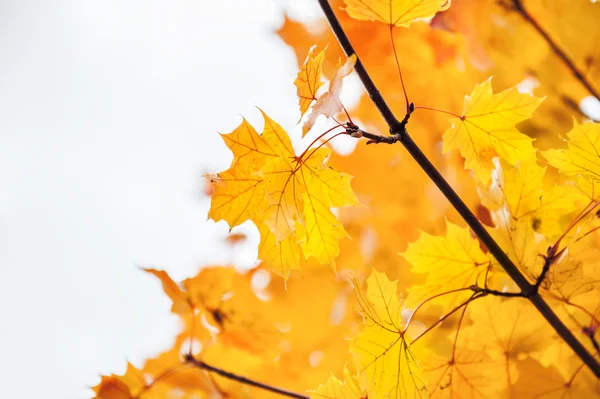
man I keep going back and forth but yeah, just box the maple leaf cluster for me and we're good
[92,0,600,398]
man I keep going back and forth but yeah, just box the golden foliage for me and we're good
[93,1,600,398]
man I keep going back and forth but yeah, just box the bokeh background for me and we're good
[0,1,329,397]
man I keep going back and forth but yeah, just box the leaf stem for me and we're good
[470,285,525,298]
[511,0,600,100]
[184,354,310,399]
[389,25,410,113]
[410,293,484,345]
[403,287,475,333]
[317,0,600,377]
[413,105,462,118]
[297,123,343,161]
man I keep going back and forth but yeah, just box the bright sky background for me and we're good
[0,1,327,398]
[3,2,600,399]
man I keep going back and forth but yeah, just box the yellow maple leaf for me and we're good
[92,363,148,399]
[480,159,582,236]
[350,270,428,399]
[209,110,359,274]
[208,117,277,229]
[465,297,553,358]
[295,46,326,123]
[443,78,543,185]
[257,223,300,280]
[260,118,360,265]
[311,369,364,399]
[422,348,507,398]
[303,54,357,135]
[460,297,554,387]
[489,212,545,282]
[145,267,279,354]
[143,268,191,315]
[401,221,490,312]
[344,0,451,27]
[544,120,600,183]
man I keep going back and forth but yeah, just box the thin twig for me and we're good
[411,293,485,345]
[470,285,526,298]
[317,0,600,378]
[184,354,310,399]
[511,0,600,100]
[389,25,410,113]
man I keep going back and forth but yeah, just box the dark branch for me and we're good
[318,0,600,378]
[470,285,526,298]
[534,246,563,291]
[346,124,400,144]
[184,354,310,399]
[511,0,600,101]
[583,325,600,356]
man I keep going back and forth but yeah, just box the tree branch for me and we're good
[184,354,310,399]
[469,285,526,298]
[317,0,600,378]
[511,0,600,101]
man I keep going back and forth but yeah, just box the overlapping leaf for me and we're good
[460,297,553,388]
[443,78,543,185]
[144,267,278,354]
[344,0,451,27]
[295,46,326,122]
[544,120,600,183]
[303,54,357,135]
[350,270,428,399]
[402,221,489,311]
[92,363,162,399]
[208,110,360,277]
[260,130,360,266]
[257,223,300,279]
[481,159,581,236]
[310,370,364,399]
[423,349,506,398]
[208,117,277,228]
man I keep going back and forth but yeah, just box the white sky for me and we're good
[4,1,600,399]
[0,1,326,397]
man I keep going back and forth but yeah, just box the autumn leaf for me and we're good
[257,223,300,280]
[296,46,326,123]
[434,0,600,136]
[303,54,357,135]
[350,270,428,399]
[489,211,544,282]
[93,1,600,398]
[423,348,507,398]
[143,268,191,315]
[311,369,364,399]
[92,364,148,399]
[459,297,554,388]
[208,117,276,228]
[225,232,247,245]
[481,158,582,236]
[544,120,600,183]
[443,78,543,185]
[260,116,360,265]
[208,109,360,275]
[401,221,489,312]
[146,266,279,354]
[344,0,451,27]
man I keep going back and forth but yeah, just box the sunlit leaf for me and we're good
[443,78,543,185]
[401,221,489,311]
[344,0,451,27]
[350,271,428,399]
[295,46,326,123]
